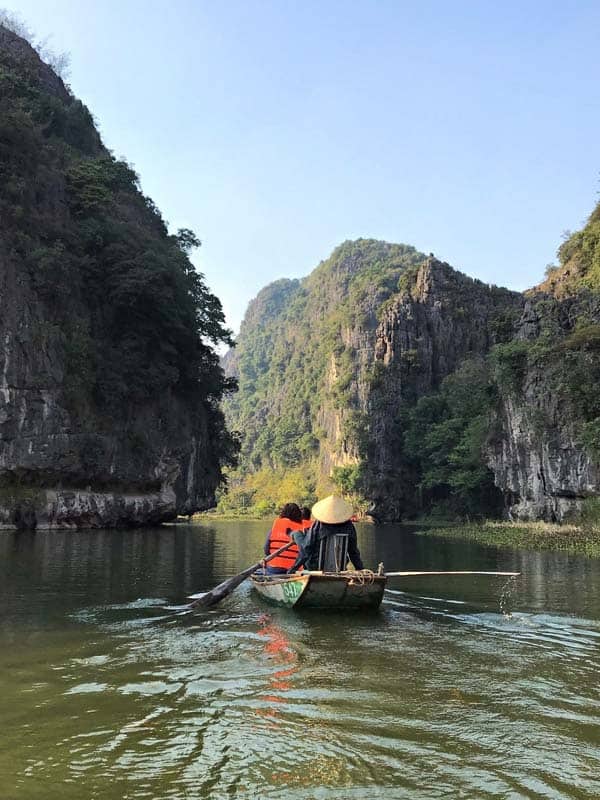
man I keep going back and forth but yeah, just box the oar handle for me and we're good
[262,541,294,564]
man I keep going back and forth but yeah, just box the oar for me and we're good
[385,570,520,577]
[183,542,294,610]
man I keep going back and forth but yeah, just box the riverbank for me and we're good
[417,520,600,558]
[190,510,374,524]
[190,510,270,522]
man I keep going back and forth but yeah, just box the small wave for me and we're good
[65,682,108,695]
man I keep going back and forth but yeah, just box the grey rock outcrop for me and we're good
[486,296,600,521]
[487,394,598,521]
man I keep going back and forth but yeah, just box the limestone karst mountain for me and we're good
[0,24,236,528]
[224,205,600,522]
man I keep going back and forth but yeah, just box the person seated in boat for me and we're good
[262,503,305,575]
[288,505,313,559]
[300,506,312,530]
[287,495,364,573]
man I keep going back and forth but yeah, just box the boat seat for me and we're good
[317,533,349,573]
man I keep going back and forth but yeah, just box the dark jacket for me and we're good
[289,520,364,572]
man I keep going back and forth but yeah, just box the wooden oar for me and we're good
[184,542,294,609]
[385,570,520,577]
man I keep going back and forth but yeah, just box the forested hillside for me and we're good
[225,241,425,466]
[222,241,426,512]
[223,203,600,522]
[0,24,237,528]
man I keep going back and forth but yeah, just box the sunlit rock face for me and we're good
[487,395,598,521]
[354,259,524,520]
[486,294,600,522]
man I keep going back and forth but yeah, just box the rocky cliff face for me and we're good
[346,259,600,522]
[0,26,233,529]
[355,260,523,519]
[486,291,600,521]
[0,298,219,528]
[483,197,600,520]
[487,392,599,521]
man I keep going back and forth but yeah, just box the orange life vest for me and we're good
[302,519,312,530]
[267,517,304,569]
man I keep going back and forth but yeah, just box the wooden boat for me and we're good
[250,570,387,610]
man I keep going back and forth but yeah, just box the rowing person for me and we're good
[287,495,364,574]
[262,503,305,575]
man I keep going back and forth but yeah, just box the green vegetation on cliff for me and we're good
[222,243,519,519]
[541,202,600,295]
[488,318,600,462]
[402,359,503,518]
[225,240,424,461]
[221,240,425,515]
[0,24,237,470]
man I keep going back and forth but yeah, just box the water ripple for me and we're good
[4,525,600,799]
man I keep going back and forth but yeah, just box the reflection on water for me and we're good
[256,613,298,715]
[1,521,600,799]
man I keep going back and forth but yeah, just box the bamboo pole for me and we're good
[385,570,520,577]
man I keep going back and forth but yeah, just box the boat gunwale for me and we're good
[250,571,387,585]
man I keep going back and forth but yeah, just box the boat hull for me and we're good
[250,572,387,610]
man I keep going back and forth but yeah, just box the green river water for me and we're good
[1,521,599,799]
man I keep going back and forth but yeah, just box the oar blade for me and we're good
[178,541,294,613]
[187,563,261,608]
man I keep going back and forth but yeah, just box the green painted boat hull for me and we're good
[250,572,387,610]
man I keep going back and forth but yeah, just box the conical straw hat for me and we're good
[311,495,353,524]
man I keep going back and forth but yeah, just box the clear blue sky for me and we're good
[6,0,600,333]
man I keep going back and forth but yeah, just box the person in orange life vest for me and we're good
[262,503,304,575]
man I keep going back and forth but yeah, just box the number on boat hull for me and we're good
[282,580,303,604]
